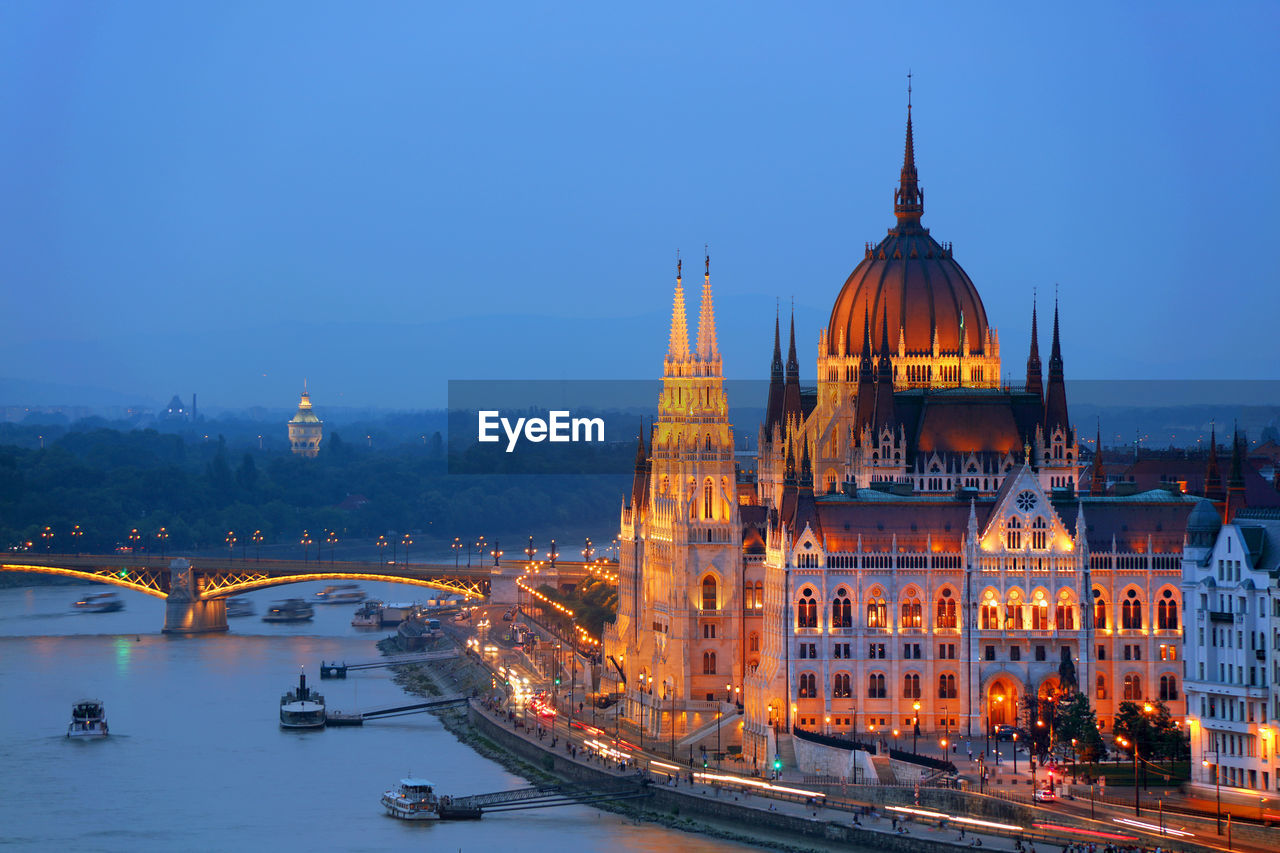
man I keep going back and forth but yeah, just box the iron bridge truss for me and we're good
[197,570,488,600]
[1,563,170,598]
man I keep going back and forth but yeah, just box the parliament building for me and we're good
[601,103,1200,767]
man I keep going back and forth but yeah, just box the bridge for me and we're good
[2,553,594,633]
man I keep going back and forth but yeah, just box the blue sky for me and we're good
[1,2,1277,410]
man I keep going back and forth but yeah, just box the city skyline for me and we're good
[2,4,1278,410]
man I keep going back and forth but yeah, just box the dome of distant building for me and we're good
[822,105,994,383]
[288,385,323,457]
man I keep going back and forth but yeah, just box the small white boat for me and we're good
[72,592,124,613]
[263,599,314,623]
[279,670,325,729]
[352,600,383,628]
[226,597,254,617]
[314,584,366,605]
[67,699,109,738]
[381,777,440,820]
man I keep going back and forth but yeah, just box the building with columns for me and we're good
[287,384,323,457]
[603,102,1200,768]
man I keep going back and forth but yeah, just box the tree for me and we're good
[1055,692,1107,770]
[235,453,258,491]
[1113,699,1183,787]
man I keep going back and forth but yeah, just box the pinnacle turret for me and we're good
[1026,294,1043,399]
[695,252,719,363]
[667,257,689,363]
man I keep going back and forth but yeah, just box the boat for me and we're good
[279,669,326,729]
[380,602,419,626]
[314,584,366,605]
[262,599,314,623]
[67,699,109,738]
[351,600,383,627]
[72,592,124,613]
[381,777,440,820]
[226,597,255,617]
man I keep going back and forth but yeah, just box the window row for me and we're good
[798,671,959,700]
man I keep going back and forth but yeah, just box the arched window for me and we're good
[704,434,712,452]
[703,478,714,519]
[901,598,922,629]
[743,582,755,610]
[902,673,921,699]
[754,581,763,610]
[981,596,1001,630]
[1096,674,1107,700]
[799,672,817,698]
[749,632,760,652]
[702,575,718,611]
[1031,516,1048,550]
[1123,673,1142,700]
[866,597,887,628]
[1093,591,1108,630]
[1031,592,1050,630]
[1157,590,1179,630]
[936,589,957,628]
[833,672,851,699]
[1121,589,1143,630]
[1006,516,1022,550]
[832,588,853,628]
[702,651,717,675]
[1159,674,1178,701]
[938,673,957,699]
[1005,592,1024,630]
[797,587,818,628]
[1055,599,1075,630]
[867,673,886,699]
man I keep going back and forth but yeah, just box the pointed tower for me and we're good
[782,306,803,426]
[1226,426,1247,521]
[764,305,785,437]
[665,257,689,373]
[630,426,649,516]
[695,252,720,370]
[855,308,876,431]
[894,88,924,230]
[873,312,896,432]
[1044,297,1069,434]
[1089,423,1106,496]
[1026,294,1043,400]
[1204,423,1225,503]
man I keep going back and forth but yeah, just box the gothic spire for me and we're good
[764,302,785,437]
[1026,292,1043,399]
[855,307,876,431]
[1090,421,1106,496]
[1204,422,1225,502]
[893,76,924,230]
[771,302,783,380]
[782,302,802,425]
[1044,294,1070,434]
[667,255,689,362]
[1227,424,1247,520]
[874,311,896,432]
[695,250,719,363]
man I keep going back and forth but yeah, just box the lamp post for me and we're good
[669,685,676,759]
[492,541,502,567]
[376,535,387,563]
[638,673,647,752]
[326,531,338,563]
[130,528,142,554]
[913,701,921,753]
[1203,754,1222,834]
[70,525,83,554]
[252,529,263,562]
[402,533,412,566]
[225,530,236,561]
[525,536,536,565]
[155,526,168,560]
[301,530,312,563]
[40,526,53,553]
[1013,732,1019,775]
[719,682,731,768]
[452,537,462,567]
[1119,736,1140,816]
[473,535,487,568]
[548,539,558,568]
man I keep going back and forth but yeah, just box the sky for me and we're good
[1,2,1277,411]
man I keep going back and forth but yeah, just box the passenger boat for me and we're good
[226,597,254,617]
[381,777,440,820]
[279,670,326,729]
[72,592,124,613]
[67,699,109,738]
[262,599,314,623]
[380,602,419,626]
[314,584,366,605]
[351,600,383,627]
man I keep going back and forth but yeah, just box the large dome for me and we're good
[825,108,991,358]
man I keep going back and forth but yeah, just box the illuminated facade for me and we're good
[606,104,1197,767]
[287,384,323,457]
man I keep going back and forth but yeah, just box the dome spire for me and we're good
[894,71,924,230]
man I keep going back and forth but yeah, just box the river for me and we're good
[0,581,760,852]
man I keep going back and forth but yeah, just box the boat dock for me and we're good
[319,651,454,679]
[324,694,468,726]
[438,781,651,819]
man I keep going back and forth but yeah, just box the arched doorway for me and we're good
[986,679,1018,731]
[1037,676,1061,701]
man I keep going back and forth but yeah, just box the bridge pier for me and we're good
[161,558,228,634]
[489,566,521,606]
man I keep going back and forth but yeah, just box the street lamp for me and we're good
[913,700,921,753]
[41,526,53,553]
[1118,735,1141,816]
[300,530,313,563]
[130,528,142,554]
[1013,732,1018,775]
[252,530,263,562]
[402,533,412,566]
[1203,754,1222,834]
[376,535,388,563]
[718,682,731,768]
[525,536,536,564]
[548,539,558,567]
[326,531,338,562]
[491,541,502,567]
[225,530,236,561]
[583,537,594,562]
[155,527,168,560]
[473,535,487,568]
[70,525,83,554]
[452,537,462,567]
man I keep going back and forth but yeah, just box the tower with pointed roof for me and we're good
[287,383,323,457]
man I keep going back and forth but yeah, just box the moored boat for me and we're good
[381,777,440,820]
[380,602,419,625]
[72,592,124,613]
[67,699,109,738]
[263,599,314,623]
[351,600,383,627]
[226,597,255,617]
[279,669,326,729]
[314,584,366,605]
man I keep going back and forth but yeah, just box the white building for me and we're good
[1182,503,1280,797]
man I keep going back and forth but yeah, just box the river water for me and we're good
[0,581,759,852]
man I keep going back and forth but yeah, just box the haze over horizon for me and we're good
[3,3,1278,411]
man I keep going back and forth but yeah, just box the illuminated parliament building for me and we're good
[601,103,1201,767]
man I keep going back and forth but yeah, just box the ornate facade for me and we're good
[287,384,323,457]
[603,104,1197,767]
